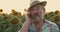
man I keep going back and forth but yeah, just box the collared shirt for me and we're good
[28,19,59,32]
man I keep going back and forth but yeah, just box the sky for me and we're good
[0,0,60,14]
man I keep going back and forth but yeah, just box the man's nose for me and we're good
[32,11,37,14]
[34,10,38,13]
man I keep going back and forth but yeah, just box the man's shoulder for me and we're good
[45,19,57,26]
[45,19,59,30]
[45,19,59,32]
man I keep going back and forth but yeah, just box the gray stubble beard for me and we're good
[32,15,42,22]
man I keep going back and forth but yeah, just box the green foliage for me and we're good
[0,10,22,32]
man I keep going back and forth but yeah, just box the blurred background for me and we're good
[0,0,60,32]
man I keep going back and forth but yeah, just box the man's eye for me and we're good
[36,8,39,10]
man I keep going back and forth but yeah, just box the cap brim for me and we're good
[39,1,47,6]
[29,1,47,9]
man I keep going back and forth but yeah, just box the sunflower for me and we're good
[9,17,20,25]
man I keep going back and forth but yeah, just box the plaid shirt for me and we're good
[28,19,59,32]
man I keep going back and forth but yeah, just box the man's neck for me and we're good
[33,19,45,32]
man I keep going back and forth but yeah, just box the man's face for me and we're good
[27,4,45,22]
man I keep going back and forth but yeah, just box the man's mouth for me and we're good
[32,15,41,22]
[32,14,40,17]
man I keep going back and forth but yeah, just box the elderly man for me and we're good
[19,0,59,32]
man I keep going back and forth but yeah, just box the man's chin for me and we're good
[32,17,41,22]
